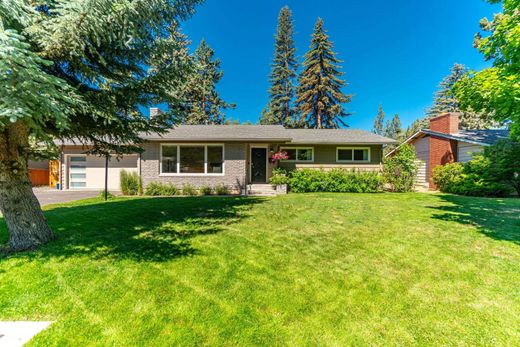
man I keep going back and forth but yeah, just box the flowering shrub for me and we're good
[270,151,289,163]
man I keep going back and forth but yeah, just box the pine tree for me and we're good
[260,6,298,127]
[384,114,402,140]
[426,63,496,129]
[0,0,202,251]
[296,18,352,129]
[179,39,235,125]
[373,104,385,135]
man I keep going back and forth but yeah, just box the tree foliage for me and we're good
[384,114,402,140]
[296,18,352,128]
[372,104,385,135]
[0,0,203,251]
[178,39,235,125]
[383,144,418,192]
[453,0,520,139]
[260,6,298,127]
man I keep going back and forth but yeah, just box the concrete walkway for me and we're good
[33,189,100,206]
[0,321,52,347]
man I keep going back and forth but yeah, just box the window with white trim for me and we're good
[280,147,314,162]
[160,144,224,175]
[336,147,370,162]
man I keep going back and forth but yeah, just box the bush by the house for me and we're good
[199,185,213,195]
[182,184,198,196]
[144,182,178,196]
[120,170,141,195]
[432,158,511,197]
[269,168,289,185]
[482,139,520,196]
[215,183,230,195]
[382,144,418,192]
[288,168,383,193]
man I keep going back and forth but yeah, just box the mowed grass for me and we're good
[0,193,519,346]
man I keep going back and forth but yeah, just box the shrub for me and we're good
[269,168,289,185]
[215,183,230,195]
[199,185,213,195]
[433,160,511,197]
[288,169,383,193]
[181,183,198,196]
[383,144,418,192]
[482,139,520,196]
[144,182,177,196]
[120,170,141,195]
[98,191,115,199]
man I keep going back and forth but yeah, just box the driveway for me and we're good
[33,189,100,206]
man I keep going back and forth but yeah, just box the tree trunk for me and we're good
[0,122,55,252]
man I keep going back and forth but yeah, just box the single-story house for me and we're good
[35,116,396,193]
[386,112,509,189]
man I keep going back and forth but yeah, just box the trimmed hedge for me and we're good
[288,169,384,193]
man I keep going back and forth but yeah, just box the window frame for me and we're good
[159,143,225,176]
[279,146,314,163]
[336,147,371,163]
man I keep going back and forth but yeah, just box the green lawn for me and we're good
[0,193,519,346]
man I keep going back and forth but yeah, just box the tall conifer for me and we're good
[180,39,235,124]
[373,104,385,135]
[260,6,298,126]
[296,18,352,128]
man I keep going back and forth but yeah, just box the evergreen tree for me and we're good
[0,0,202,251]
[260,6,298,126]
[373,104,385,135]
[296,18,352,129]
[426,63,496,129]
[180,39,235,125]
[384,114,402,140]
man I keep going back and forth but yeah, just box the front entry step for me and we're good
[247,184,278,196]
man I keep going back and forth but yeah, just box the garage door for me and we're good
[68,155,138,190]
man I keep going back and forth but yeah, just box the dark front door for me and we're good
[251,147,267,183]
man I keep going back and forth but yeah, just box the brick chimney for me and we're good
[428,112,459,189]
[429,112,459,134]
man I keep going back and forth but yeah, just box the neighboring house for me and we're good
[44,114,395,193]
[386,113,509,189]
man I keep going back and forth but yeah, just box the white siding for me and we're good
[413,137,429,186]
[458,142,483,163]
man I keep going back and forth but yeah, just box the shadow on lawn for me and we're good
[0,196,264,262]
[430,194,520,245]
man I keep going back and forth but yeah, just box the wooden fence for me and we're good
[29,169,50,187]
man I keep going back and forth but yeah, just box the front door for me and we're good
[251,147,267,183]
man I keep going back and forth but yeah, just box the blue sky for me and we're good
[179,0,501,130]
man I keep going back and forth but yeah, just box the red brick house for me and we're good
[387,113,509,189]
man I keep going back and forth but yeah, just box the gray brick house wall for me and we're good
[140,142,248,192]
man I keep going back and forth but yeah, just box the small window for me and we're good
[337,149,353,161]
[180,146,205,174]
[336,148,370,162]
[207,146,224,174]
[281,147,313,162]
[162,145,178,173]
[70,156,86,162]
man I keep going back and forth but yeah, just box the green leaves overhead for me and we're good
[0,27,81,137]
[0,0,203,155]
[296,18,352,129]
[453,0,520,139]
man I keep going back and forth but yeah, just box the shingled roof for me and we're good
[141,125,397,144]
